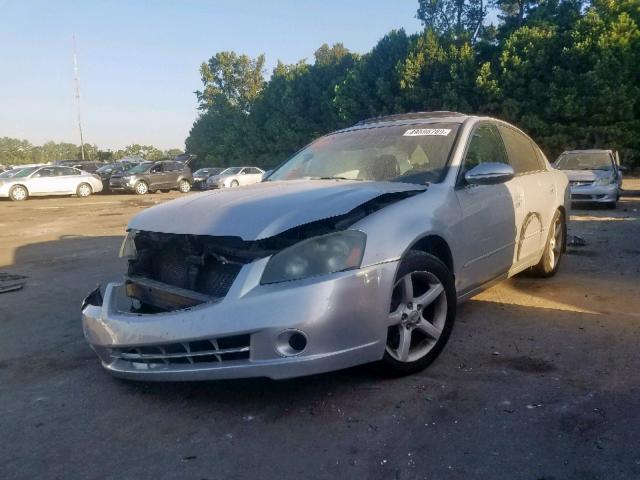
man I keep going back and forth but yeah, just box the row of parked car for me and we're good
[0,160,266,201]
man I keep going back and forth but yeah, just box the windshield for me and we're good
[126,162,153,174]
[268,123,460,184]
[0,169,22,178]
[13,167,40,178]
[555,152,613,170]
[221,167,242,175]
[195,168,223,176]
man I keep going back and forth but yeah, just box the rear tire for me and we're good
[376,251,456,377]
[9,185,28,201]
[76,183,92,198]
[530,209,565,277]
[134,181,148,195]
[178,180,191,193]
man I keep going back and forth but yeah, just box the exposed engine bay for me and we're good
[124,190,422,312]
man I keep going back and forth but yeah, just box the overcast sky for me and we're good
[0,0,423,151]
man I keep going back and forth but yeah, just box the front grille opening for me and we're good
[125,231,249,312]
[111,334,251,367]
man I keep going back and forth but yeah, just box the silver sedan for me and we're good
[205,166,265,189]
[82,112,568,381]
[0,165,103,201]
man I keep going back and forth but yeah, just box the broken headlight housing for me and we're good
[119,230,137,259]
[592,174,615,186]
[261,230,366,284]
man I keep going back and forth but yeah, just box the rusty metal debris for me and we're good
[0,272,28,293]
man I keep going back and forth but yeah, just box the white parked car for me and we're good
[0,165,103,201]
[205,166,265,189]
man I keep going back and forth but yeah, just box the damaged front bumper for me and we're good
[81,259,398,381]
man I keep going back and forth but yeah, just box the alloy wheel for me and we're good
[78,184,91,197]
[135,182,148,195]
[386,271,447,363]
[547,215,563,270]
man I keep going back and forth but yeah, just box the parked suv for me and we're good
[109,161,193,195]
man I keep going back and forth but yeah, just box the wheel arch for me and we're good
[557,205,567,253]
[406,234,454,274]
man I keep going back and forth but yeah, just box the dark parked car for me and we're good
[192,167,224,190]
[57,160,106,173]
[95,161,142,192]
[109,160,193,194]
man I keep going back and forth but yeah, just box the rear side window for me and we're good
[59,167,80,175]
[461,123,509,176]
[498,126,543,174]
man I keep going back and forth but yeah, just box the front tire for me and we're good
[530,209,565,277]
[134,181,148,195]
[230,180,239,187]
[377,251,456,377]
[9,185,28,201]
[76,183,92,198]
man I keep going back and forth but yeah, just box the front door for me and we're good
[148,164,167,189]
[453,123,524,292]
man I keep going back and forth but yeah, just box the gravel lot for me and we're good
[1,183,639,480]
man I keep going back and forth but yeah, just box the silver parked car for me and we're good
[82,112,568,381]
[205,166,265,189]
[554,149,623,208]
[0,165,103,201]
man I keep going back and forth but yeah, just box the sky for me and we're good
[0,0,422,151]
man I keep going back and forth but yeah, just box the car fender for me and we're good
[353,185,462,278]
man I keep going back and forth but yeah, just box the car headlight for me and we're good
[119,230,137,258]
[261,230,366,284]
[593,175,615,186]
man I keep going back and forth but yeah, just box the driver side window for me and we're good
[462,124,509,178]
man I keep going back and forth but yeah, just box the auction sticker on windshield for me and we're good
[403,128,451,136]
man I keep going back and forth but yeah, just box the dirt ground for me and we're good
[1,182,639,480]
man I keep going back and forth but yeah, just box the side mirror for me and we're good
[618,165,628,173]
[465,162,515,186]
[240,171,246,175]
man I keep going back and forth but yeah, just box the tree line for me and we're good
[186,0,640,169]
[0,137,183,166]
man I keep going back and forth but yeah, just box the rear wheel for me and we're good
[178,179,191,193]
[76,183,92,198]
[377,251,456,377]
[134,181,148,195]
[530,209,564,277]
[9,185,28,201]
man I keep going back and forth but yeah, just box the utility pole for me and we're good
[73,35,85,160]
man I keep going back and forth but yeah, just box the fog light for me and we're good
[275,330,308,356]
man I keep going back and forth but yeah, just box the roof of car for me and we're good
[354,111,468,126]
[562,149,612,154]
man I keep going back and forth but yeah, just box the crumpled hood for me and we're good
[562,169,612,182]
[128,179,426,240]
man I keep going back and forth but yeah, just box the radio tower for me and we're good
[73,35,85,160]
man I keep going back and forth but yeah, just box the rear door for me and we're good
[453,123,524,290]
[165,162,183,187]
[58,166,82,193]
[244,167,263,185]
[497,124,550,267]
